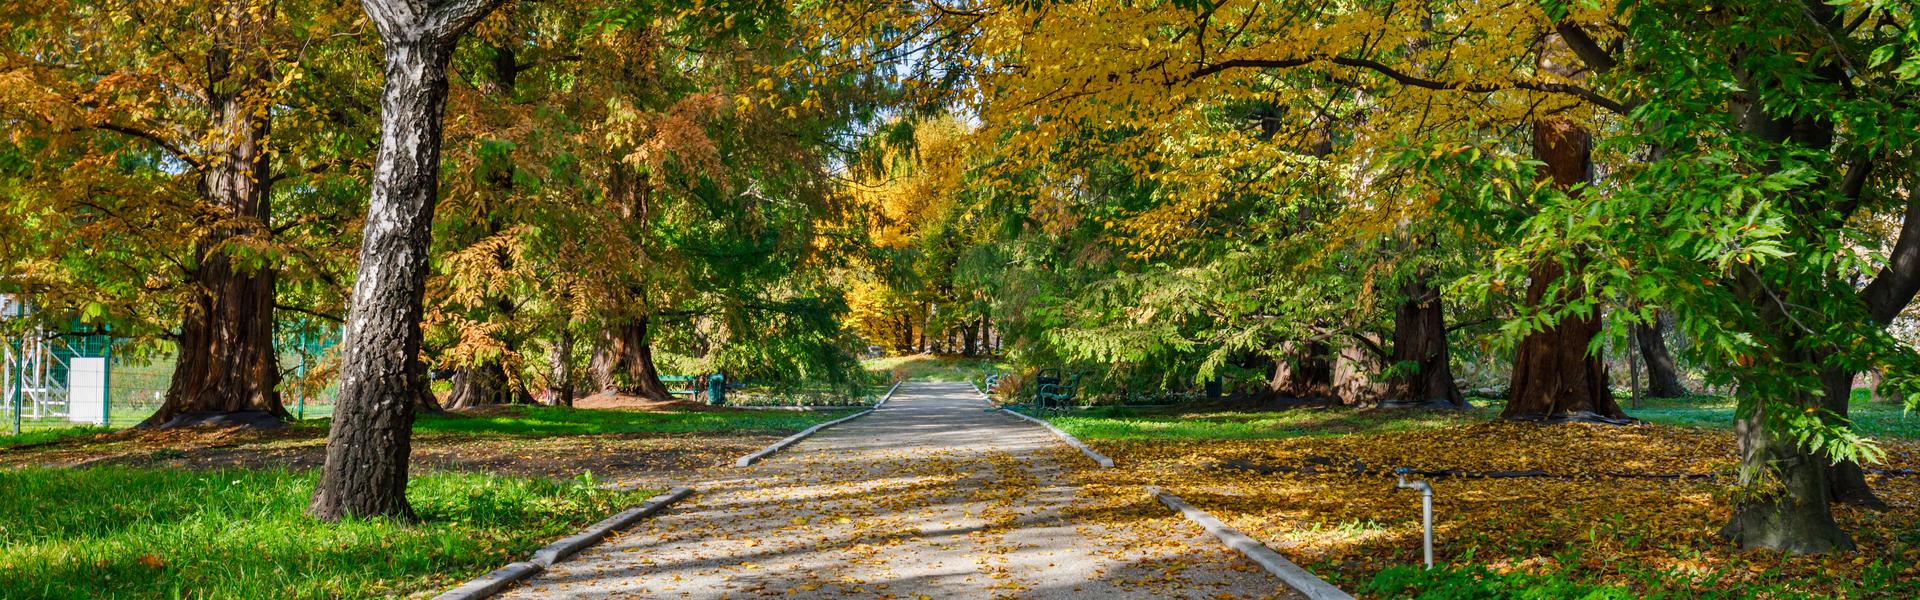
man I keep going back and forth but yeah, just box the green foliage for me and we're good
[1365,565,1635,600]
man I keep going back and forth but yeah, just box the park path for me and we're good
[498,381,1297,599]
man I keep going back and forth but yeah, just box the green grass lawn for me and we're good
[1041,396,1919,442]
[0,426,111,450]
[862,354,1006,383]
[0,467,651,599]
[1042,405,1482,441]
[1622,394,1919,439]
[412,405,859,437]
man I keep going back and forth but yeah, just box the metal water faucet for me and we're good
[1393,467,1434,569]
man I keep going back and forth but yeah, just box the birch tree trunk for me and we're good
[311,0,507,522]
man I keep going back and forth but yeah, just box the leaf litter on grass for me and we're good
[1057,419,1920,598]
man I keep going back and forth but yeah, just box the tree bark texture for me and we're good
[1502,119,1626,423]
[549,323,574,407]
[592,316,675,400]
[1386,275,1465,407]
[1719,383,1856,552]
[1332,337,1387,405]
[144,0,288,429]
[444,360,527,409]
[311,0,505,522]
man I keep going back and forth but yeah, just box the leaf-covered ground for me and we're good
[1052,411,1920,598]
[0,404,860,489]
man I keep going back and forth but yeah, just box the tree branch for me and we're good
[92,123,201,170]
[1555,23,1619,72]
[1860,187,1920,324]
[1189,56,1634,116]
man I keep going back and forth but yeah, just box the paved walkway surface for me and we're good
[500,382,1298,599]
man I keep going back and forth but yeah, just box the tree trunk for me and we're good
[1269,341,1332,398]
[1331,336,1388,405]
[444,361,526,409]
[1386,275,1464,407]
[440,41,529,411]
[1817,369,1885,508]
[311,0,504,522]
[1720,383,1855,553]
[962,318,980,356]
[549,323,574,407]
[1502,119,1626,423]
[144,2,288,429]
[1635,311,1688,398]
[592,317,675,400]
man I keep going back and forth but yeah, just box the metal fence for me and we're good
[2,351,341,434]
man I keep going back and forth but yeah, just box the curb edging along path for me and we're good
[1146,486,1355,600]
[433,486,696,600]
[733,380,902,467]
[970,382,1116,468]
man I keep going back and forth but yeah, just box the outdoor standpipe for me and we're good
[1393,468,1434,569]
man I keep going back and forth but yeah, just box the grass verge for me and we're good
[0,466,652,599]
[0,427,110,450]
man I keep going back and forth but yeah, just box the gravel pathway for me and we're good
[498,381,1299,599]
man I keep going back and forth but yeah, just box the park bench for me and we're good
[1032,368,1083,416]
[660,373,727,405]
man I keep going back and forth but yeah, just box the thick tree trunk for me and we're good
[312,0,503,522]
[1332,336,1388,405]
[1502,119,1626,423]
[1269,341,1332,398]
[962,318,980,356]
[1385,275,1464,407]
[1635,311,1688,398]
[1714,21,1870,548]
[592,317,675,400]
[444,361,527,409]
[1503,263,1624,421]
[1720,384,1855,553]
[1817,191,1920,509]
[144,3,288,428]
